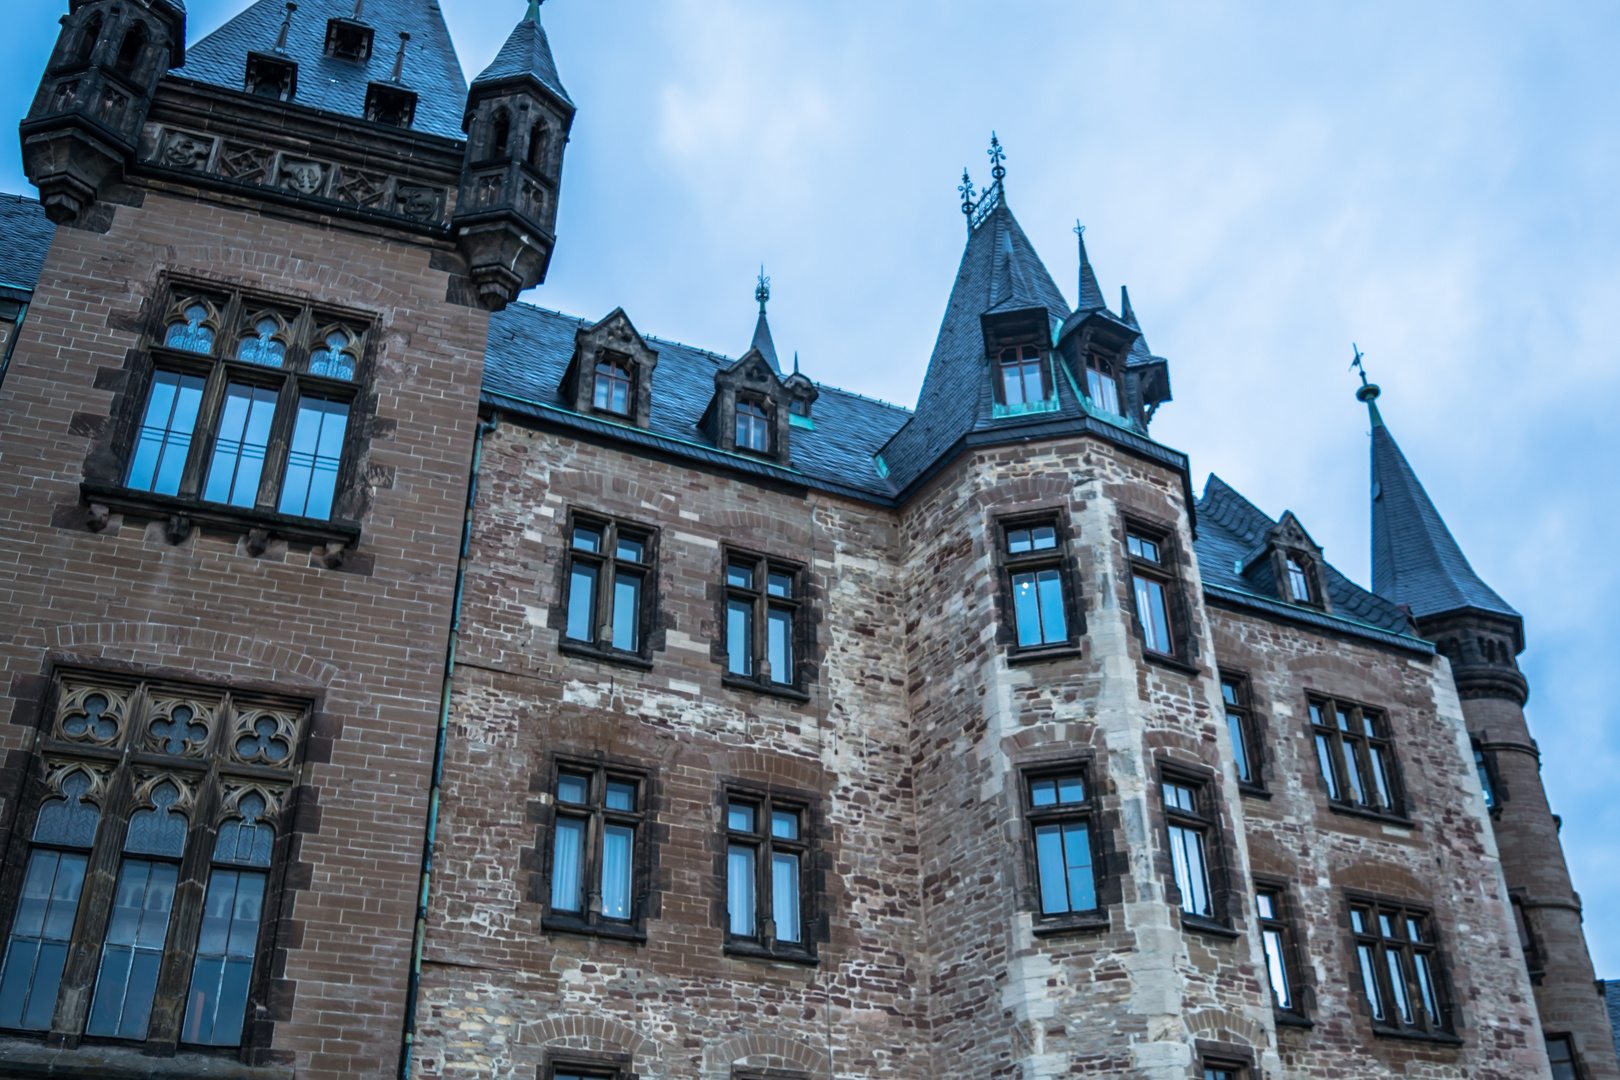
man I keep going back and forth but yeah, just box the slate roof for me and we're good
[183,0,470,141]
[1369,405,1518,622]
[0,196,55,298]
[1605,981,1620,1062]
[480,303,912,501]
[472,5,571,108]
[1197,474,1430,651]
[749,311,781,373]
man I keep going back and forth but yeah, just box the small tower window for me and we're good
[364,84,417,128]
[490,109,511,160]
[736,400,770,453]
[528,122,547,171]
[1086,352,1121,415]
[998,346,1045,406]
[76,13,104,66]
[592,359,631,415]
[1287,557,1312,603]
[112,22,147,78]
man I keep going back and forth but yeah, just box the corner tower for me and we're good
[1362,375,1620,1080]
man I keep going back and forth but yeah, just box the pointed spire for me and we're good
[1120,285,1138,328]
[527,0,543,20]
[750,267,781,372]
[1351,343,1383,427]
[1074,222,1105,314]
[1367,378,1517,622]
[793,351,800,375]
[475,0,572,105]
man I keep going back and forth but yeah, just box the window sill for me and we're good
[540,914,648,943]
[1031,911,1111,937]
[558,639,655,672]
[1006,641,1085,666]
[1178,913,1241,940]
[0,1037,294,1079]
[721,674,811,704]
[1370,1025,1463,1047]
[1238,782,1272,801]
[79,481,362,548]
[723,940,819,967]
[1274,1010,1315,1029]
[1327,802,1414,829]
[1142,649,1200,677]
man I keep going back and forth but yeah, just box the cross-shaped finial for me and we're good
[756,266,770,313]
[1074,220,1086,239]
[1350,343,1368,384]
[988,132,1006,184]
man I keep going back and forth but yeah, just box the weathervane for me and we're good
[756,266,770,314]
[1351,343,1380,403]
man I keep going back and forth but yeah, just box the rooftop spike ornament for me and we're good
[961,133,1007,233]
[959,169,977,220]
[527,0,544,21]
[756,266,771,314]
[390,31,411,82]
[1351,344,1383,425]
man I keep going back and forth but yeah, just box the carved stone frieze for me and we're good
[218,141,273,184]
[277,157,328,197]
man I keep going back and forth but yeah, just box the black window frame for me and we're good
[1157,766,1234,935]
[720,548,809,701]
[1218,672,1267,796]
[590,354,634,417]
[558,510,659,670]
[0,668,308,1053]
[1345,893,1458,1041]
[1472,738,1503,813]
[721,787,817,965]
[1124,519,1191,670]
[1546,1034,1581,1080]
[542,1049,635,1080]
[1309,695,1407,822]
[540,757,651,943]
[994,344,1051,408]
[1200,1061,1248,1080]
[1284,553,1320,606]
[734,397,772,455]
[1254,877,1310,1023]
[995,511,1084,662]
[1019,761,1108,935]
[91,278,374,545]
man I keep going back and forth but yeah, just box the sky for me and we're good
[4,1,1619,972]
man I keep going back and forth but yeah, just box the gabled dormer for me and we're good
[1053,232,1143,424]
[783,368,819,429]
[703,349,803,463]
[983,306,1058,417]
[559,308,658,428]
[1239,511,1333,612]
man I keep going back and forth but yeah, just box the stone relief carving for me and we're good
[161,130,212,171]
[278,157,327,196]
[396,184,439,221]
[218,142,273,184]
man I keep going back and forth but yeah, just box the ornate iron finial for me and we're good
[793,350,800,374]
[988,132,1006,185]
[1351,343,1381,403]
[275,2,297,52]
[1073,220,1085,239]
[756,266,770,314]
[959,168,976,218]
[390,31,410,82]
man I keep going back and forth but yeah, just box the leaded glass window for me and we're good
[0,673,306,1049]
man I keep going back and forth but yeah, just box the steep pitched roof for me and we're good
[876,198,1076,490]
[0,195,55,299]
[1196,474,1426,650]
[473,3,571,108]
[182,0,470,141]
[1076,230,1105,315]
[1604,982,1620,1062]
[1369,410,1518,622]
[480,303,911,500]
[749,311,781,373]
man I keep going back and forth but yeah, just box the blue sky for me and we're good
[5,1,1619,973]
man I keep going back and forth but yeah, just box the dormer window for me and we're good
[736,400,770,453]
[1086,352,1121,415]
[324,18,375,62]
[364,84,417,128]
[244,54,297,101]
[998,346,1046,406]
[593,359,632,416]
[1287,558,1312,603]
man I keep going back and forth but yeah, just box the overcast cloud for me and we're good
[4,1,1618,973]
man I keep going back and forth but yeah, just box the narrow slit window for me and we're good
[1256,886,1300,1014]
[1127,528,1177,658]
[1221,676,1257,787]
[1287,557,1313,603]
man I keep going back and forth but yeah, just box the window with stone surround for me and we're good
[996,345,1051,409]
[1021,764,1103,931]
[543,1050,634,1080]
[1309,695,1405,820]
[996,511,1084,659]
[92,278,373,542]
[724,787,815,964]
[560,511,658,667]
[1546,1034,1580,1080]
[1124,520,1187,665]
[1347,895,1455,1038]
[1157,765,1235,934]
[541,759,650,942]
[1219,673,1265,793]
[1254,879,1309,1020]
[721,548,807,697]
[0,670,306,1050]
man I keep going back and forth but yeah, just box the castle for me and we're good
[0,2,1611,1079]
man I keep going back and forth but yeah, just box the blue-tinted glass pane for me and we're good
[565,563,597,642]
[0,851,88,1030]
[237,320,285,368]
[767,607,792,684]
[772,853,800,943]
[727,845,755,936]
[1135,576,1172,653]
[1030,780,1056,807]
[308,333,355,380]
[204,383,278,507]
[612,572,641,652]
[1315,734,1340,799]
[1012,572,1042,647]
[771,811,798,840]
[1035,826,1068,914]
[127,371,206,495]
[1002,364,1026,406]
[1007,529,1031,554]
[572,527,601,553]
[767,573,792,598]
[1031,526,1057,550]
[727,600,753,676]
[727,804,755,833]
[1021,362,1044,404]
[605,782,635,812]
[86,860,177,1039]
[278,398,348,519]
[1227,714,1251,783]
[1056,776,1084,804]
[600,826,633,920]
[550,818,583,913]
[1062,823,1095,911]
[32,775,99,850]
[726,563,753,589]
[165,306,214,352]
[556,775,588,805]
[1037,569,1067,642]
[124,783,187,857]
[615,536,644,562]
[182,870,264,1046]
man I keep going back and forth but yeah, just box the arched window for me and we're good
[999,345,1045,406]
[735,400,770,453]
[113,22,148,78]
[593,358,631,415]
[76,13,104,66]
[528,122,547,170]
[490,109,511,160]
[1086,352,1120,415]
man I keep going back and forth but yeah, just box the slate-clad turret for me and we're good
[452,0,575,310]
[1364,378,1620,1080]
[21,0,186,224]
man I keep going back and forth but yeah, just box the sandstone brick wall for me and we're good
[0,190,488,1078]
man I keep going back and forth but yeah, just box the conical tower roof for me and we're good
[749,312,781,372]
[1076,229,1106,314]
[474,0,572,109]
[184,0,470,139]
[1367,392,1518,623]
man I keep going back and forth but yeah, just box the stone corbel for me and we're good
[311,541,346,570]
[163,515,192,545]
[86,503,112,533]
[245,529,271,557]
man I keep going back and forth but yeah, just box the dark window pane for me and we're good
[767,607,793,684]
[87,860,178,1039]
[127,371,205,495]
[727,599,753,676]
[0,851,88,1030]
[278,397,349,519]
[203,383,278,507]
[572,527,601,553]
[1315,734,1340,799]
[1288,558,1312,602]
[182,870,264,1046]
[1548,1037,1578,1080]
[1221,681,1238,706]
[1008,528,1032,554]
[767,572,792,598]
[1031,526,1057,550]
[1227,713,1252,783]
[124,781,187,857]
[566,562,598,643]
[611,571,641,652]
